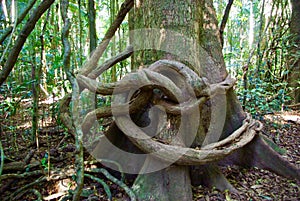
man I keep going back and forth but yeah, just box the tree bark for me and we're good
[126,0,300,199]
[88,0,97,53]
[128,0,239,199]
[288,0,300,103]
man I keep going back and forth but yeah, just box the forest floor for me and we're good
[0,99,299,201]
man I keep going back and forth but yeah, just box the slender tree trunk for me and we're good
[77,0,83,66]
[110,0,117,82]
[0,0,55,86]
[88,0,97,53]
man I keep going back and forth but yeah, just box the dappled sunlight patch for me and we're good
[264,111,300,125]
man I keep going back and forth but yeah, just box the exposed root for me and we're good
[221,134,300,181]
[0,163,133,200]
[191,164,238,193]
[5,176,46,201]
[15,189,43,201]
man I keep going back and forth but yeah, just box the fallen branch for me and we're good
[2,161,40,172]
[286,102,300,108]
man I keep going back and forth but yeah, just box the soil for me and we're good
[0,99,299,200]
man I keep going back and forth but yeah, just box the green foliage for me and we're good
[40,152,51,171]
[40,155,48,169]
[236,75,292,116]
[215,0,296,115]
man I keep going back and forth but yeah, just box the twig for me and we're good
[44,192,68,201]
[85,159,125,182]
[58,194,73,201]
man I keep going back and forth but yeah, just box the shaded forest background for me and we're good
[0,0,299,200]
[1,0,299,119]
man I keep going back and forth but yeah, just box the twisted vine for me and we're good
[73,58,263,165]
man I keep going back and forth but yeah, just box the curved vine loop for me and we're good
[112,59,261,165]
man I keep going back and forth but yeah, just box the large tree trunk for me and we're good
[124,0,300,199]
[127,0,244,199]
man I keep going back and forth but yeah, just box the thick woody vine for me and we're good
[61,53,263,168]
